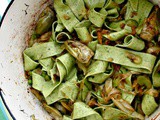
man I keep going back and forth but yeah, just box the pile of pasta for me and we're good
[23,0,160,119]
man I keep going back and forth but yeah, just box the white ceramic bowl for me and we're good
[0,0,160,120]
[0,0,53,120]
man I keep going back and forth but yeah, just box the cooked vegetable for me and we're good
[28,79,32,85]
[140,8,159,41]
[64,40,94,63]
[147,46,160,56]
[37,32,52,42]
[30,88,44,102]
[152,60,160,87]
[24,0,160,120]
[137,75,152,89]
[43,103,63,120]
[35,7,55,35]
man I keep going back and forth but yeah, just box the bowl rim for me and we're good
[0,0,14,27]
[0,0,160,120]
[0,0,16,119]
[0,92,16,120]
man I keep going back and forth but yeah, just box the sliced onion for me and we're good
[147,46,160,56]
[61,101,72,112]
[145,88,159,97]
[65,40,94,63]
[43,103,63,120]
[111,98,134,114]
[108,88,121,98]
[85,91,92,104]
[105,78,113,94]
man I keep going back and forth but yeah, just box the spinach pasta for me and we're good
[23,0,160,120]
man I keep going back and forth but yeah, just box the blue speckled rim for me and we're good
[0,0,15,27]
[0,91,16,120]
[0,0,16,119]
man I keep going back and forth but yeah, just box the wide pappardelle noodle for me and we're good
[23,0,160,120]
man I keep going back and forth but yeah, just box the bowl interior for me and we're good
[0,0,160,120]
[0,0,53,119]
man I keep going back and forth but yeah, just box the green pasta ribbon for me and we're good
[23,53,39,71]
[85,60,113,84]
[102,107,131,120]
[88,8,107,27]
[24,42,64,60]
[74,20,92,43]
[50,53,75,86]
[88,0,119,27]
[100,8,119,19]
[84,0,106,9]
[56,17,65,32]
[51,21,71,43]
[88,40,99,52]
[94,44,156,74]
[66,0,86,20]
[152,60,160,87]
[63,116,72,120]
[114,0,125,4]
[23,41,64,71]
[45,84,64,104]
[32,72,46,91]
[122,91,135,104]
[45,81,79,105]
[32,72,56,98]
[116,35,145,51]
[39,58,54,75]
[56,32,72,43]
[125,0,153,33]
[90,30,98,39]
[104,20,125,31]
[54,0,79,32]
[102,106,144,120]
[125,0,153,23]
[31,53,78,104]
[58,53,75,73]
[142,94,158,116]
[51,21,59,40]
[72,102,103,120]
[104,0,119,10]
[103,26,132,41]
[46,68,78,105]
[128,0,138,11]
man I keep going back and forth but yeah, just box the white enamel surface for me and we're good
[0,0,52,120]
[0,0,160,120]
